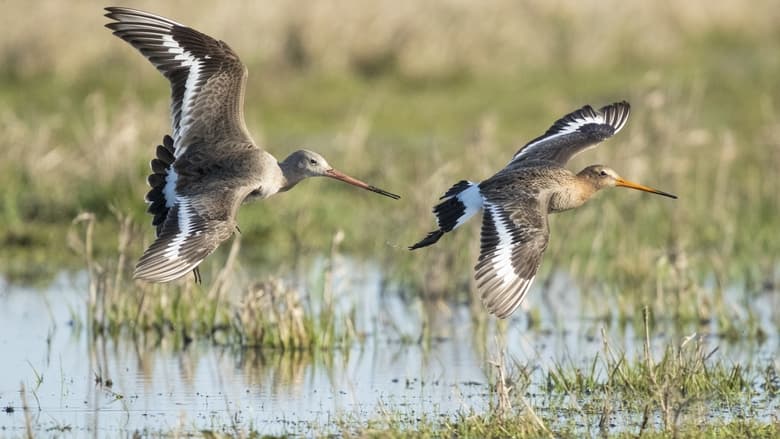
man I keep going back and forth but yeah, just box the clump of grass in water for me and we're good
[234,278,311,348]
[69,211,357,350]
[334,314,777,438]
[544,307,763,435]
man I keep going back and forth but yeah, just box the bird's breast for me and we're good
[548,178,595,213]
[245,182,279,201]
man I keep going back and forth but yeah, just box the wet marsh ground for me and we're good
[1,0,779,437]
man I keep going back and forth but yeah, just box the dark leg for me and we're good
[192,267,202,284]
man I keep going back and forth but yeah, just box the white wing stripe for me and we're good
[514,113,605,160]
[163,167,178,208]
[163,197,193,259]
[486,203,515,289]
[510,102,630,164]
[453,183,483,229]
[160,33,203,154]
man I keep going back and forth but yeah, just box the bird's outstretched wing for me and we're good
[474,196,549,319]
[105,7,252,156]
[134,187,247,282]
[510,101,630,166]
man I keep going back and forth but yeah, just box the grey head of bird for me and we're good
[286,149,332,178]
[280,149,401,199]
[578,165,677,199]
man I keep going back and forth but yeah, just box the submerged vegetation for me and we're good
[1,0,779,437]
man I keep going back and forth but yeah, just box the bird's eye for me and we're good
[309,159,317,165]
[599,170,608,177]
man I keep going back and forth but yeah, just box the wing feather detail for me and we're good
[474,200,549,319]
[510,101,630,166]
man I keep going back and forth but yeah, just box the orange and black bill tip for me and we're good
[615,178,677,199]
[326,169,401,200]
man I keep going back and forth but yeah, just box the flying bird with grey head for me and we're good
[104,7,400,283]
[410,101,677,319]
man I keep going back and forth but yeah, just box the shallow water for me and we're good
[0,261,778,437]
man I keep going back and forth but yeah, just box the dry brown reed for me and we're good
[4,1,779,78]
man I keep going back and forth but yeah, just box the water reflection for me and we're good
[0,263,777,436]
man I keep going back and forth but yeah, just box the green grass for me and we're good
[1,2,779,435]
[2,9,778,344]
[326,313,778,439]
[330,416,780,439]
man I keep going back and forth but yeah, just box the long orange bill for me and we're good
[615,178,677,199]
[325,169,401,200]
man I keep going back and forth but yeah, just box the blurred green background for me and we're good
[1,0,778,303]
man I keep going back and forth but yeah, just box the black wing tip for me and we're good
[599,100,631,117]
[598,100,631,133]
[567,100,630,123]
[104,6,153,17]
[408,230,444,250]
[433,196,469,233]
[104,7,181,31]
[104,6,141,22]
[440,180,472,200]
[409,180,475,250]
[601,100,630,111]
